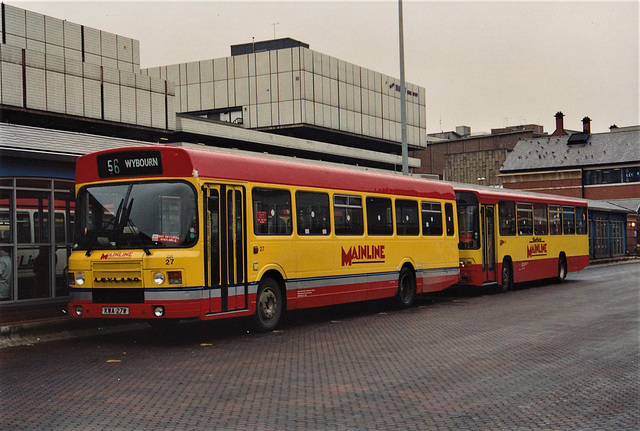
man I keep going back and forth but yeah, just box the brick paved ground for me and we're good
[1,262,638,430]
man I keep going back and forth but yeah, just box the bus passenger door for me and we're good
[482,205,497,284]
[206,185,247,314]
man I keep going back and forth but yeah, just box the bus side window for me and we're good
[252,188,292,236]
[517,202,533,236]
[395,199,419,236]
[295,191,330,236]
[499,201,516,236]
[422,201,444,237]
[549,205,562,235]
[445,202,455,236]
[334,195,364,236]
[366,197,393,236]
[563,206,575,234]
[533,203,548,235]
[575,206,588,235]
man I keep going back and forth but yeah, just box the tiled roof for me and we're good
[0,123,153,158]
[501,129,640,173]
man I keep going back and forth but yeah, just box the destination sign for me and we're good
[97,151,163,178]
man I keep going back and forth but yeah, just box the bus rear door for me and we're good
[206,185,247,313]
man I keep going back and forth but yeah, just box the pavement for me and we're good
[1,256,637,349]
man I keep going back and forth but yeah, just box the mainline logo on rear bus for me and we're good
[341,245,386,266]
[526,237,548,258]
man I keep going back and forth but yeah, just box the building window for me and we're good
[0,178,75,303]
[584,166,640,185]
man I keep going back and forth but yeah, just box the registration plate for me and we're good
[102,306,129,315]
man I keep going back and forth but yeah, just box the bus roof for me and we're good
[76,145,455,200]
[451,182,588,206]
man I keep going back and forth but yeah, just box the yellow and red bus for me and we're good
[454,184,589,291]
[68,145,460,330]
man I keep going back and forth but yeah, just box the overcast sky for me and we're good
[11,0,640,135]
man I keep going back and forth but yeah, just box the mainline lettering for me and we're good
[341,245,386,266]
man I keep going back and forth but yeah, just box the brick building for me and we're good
[411,124,546,185]
[500,114,640,256]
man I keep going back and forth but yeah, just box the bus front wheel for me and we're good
[395,267,416,308]
[254,277,283,332]
[499,260,513,292]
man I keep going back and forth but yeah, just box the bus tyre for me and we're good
[557,256,567,283]
[499,261,513,292]
[395,267,416,309]
[254,277,283,332]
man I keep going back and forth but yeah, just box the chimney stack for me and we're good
[582,116,591,134]
[551,111,567,136]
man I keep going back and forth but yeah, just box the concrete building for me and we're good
[143,37,425,170]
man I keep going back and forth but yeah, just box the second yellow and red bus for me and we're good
[454,184,589,291]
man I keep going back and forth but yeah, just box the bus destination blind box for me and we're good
[97,151,163,178]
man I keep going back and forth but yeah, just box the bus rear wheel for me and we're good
[499,260,513,292]
[395,267,416,308]
[254,277,283,332]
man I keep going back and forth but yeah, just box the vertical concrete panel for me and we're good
[83,77,102,119]
[214,80,228,109]
[278,48,292,72]
[26,11,45,42]
[65,74,84,116]
[25,67,46,110]
[330,106,338,130]
[227,78,236,106]
[234,55,248,79]
[5,5,26,37]
[6,34,26,50]
[132,39,140,70]
[63,21,82,50]
[330,78,338,108]
[256,74,270,104]
[178,85,187,113]
[313,73,323,104]
[151,91,165,129]
[167,96,176,129]
[45,70,65,113]
[201,81,214,110]
[235,76,249,106]
[102,57,117,70]
[26,40,45,54]
[255,51,270,76]
[103,82,121,122]
[338,81,347,110]
[117,35,133,64]
[200,60,213,83]
[257,103,271,127]
[214,58,227,81]
[120,86,136,124]
[304,71,314,101]
[187,83,201,111]
[186,61,200,85]
[100,31,117,60]
[278,100,293,125]
[45,16,64,47]
[270,74,278,104]
[136,88,151,127]
[166,64,180,86]
[84,27,101,55]
[293,99,302,124]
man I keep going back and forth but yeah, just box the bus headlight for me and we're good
[75,306,83,316]
[75,273,85,286]
[153,272,165,285]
